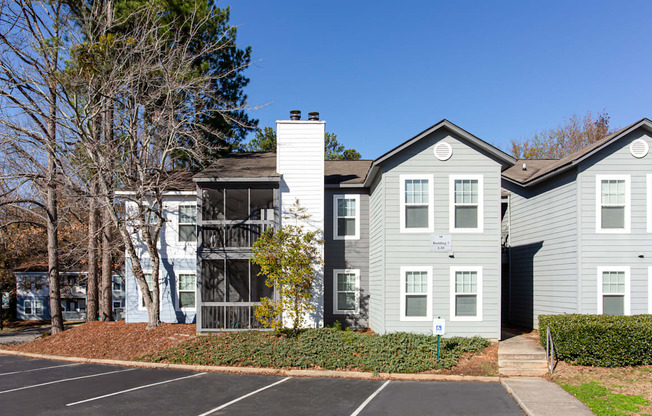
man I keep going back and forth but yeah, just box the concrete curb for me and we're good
[0,349,499,383]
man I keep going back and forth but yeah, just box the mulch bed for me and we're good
[5,321,196,361]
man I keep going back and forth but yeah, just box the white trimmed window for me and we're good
[138,273,154,310]
[400,266,432,321]
[333,269,360,314]
[34,300,43,315]
[333,195,360,240]
[596,175,630,233]
[597,267,630,315]
[450,266,483,321]
[178,205,197,242]
[400,175,434,233]
[24,300,32,315]
[178,273,196,310]
[450,175,483,233]
[113,301,122,309]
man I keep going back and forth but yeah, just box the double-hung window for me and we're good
[333,195,360,240]
[138,273,154,309]
[400,266,432,321]
[450,175,483,232]
[34,300,43,315]
[450,267,483,321]
[597,267,630,315]
[333,269,360,314]
[596,175,630,233]
[178,273,196,310]
[24,300,32,315]
[178,205,197,242]
[400,175,434,233]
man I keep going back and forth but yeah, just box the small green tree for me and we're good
[242,128,361,160]
[251,200,323,334]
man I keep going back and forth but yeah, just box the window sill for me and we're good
[399,316,432,322]
[450,316,483,322]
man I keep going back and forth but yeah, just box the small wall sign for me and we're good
[433,318,446,335]
[430,234,451,252]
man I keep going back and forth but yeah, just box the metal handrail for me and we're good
[545,326,557,376]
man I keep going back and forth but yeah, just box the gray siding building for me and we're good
[503,119,652,328]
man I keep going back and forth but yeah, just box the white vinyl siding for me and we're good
[450,266,483,321]
[399,174,434,233]
[333,195,360,240]
[648,174,652,233]
[399,266,432,321]
[596,175,630,233]
[178,205,197,242]
[333,269,360,314]
[597,267,630,315]
[450,175,484,233]
[177,273,196,310]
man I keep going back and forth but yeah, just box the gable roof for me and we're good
[502,118,652,186]
[363,119,516,187]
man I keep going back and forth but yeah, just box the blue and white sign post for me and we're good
[433,317,446,361]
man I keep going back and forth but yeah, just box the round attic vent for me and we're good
[433,141,452,161]
[629,139,649,158]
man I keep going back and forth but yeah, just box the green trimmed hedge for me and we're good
[142,328,490,373]
[539,314,652,367]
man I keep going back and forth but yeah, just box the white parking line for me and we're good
[66,372,205,406]
[350,380,391,416]
[197,377,291,416]
[0,363,80,376]
[0,368,135,394]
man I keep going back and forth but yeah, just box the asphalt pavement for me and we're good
[0,355,524,415]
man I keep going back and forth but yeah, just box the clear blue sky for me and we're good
[222,0,652,159]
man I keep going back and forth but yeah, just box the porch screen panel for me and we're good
[251,263,273,302]
[250,189,274,220]
[226,189,248,220]
[202,260,225,302]
[227,259,250,302]
[202,189,224,221]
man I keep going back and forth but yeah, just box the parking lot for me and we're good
[0,355,523,415]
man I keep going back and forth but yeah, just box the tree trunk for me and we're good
[86,182,99,322]
[46,6,63,335]
[99,206,113,321]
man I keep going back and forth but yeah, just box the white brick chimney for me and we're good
[276,110,325,328]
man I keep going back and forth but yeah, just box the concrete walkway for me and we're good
[499,331,594,415]
[502,377,594,416]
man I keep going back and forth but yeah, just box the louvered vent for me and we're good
[629,139,649,158]
[433,141,452,161]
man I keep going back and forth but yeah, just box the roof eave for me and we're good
[193,177,281,183]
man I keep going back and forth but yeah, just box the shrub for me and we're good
[539,314,652,367]
[143,328,490,373]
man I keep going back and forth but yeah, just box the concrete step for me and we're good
[499,359,548,370]
[500,368,549,376]
[498,352,547,360]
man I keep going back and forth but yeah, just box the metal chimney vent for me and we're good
[433,141,453,161]
[629,138,649,158]
[290,110,301,120]
[308,112,320,121]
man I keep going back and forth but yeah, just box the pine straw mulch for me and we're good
[4,321,196,361]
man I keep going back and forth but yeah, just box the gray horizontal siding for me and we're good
[578,129,652,316]
[324,189,370,328]
[368,174,386,333]
[374,128,502,338]
[503,169,578,329]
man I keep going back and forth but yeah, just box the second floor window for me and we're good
[178,205,197,242]
[334,194,360,240]
[400,175,433,233]
[597,176,630,233]
[450,175,483,232]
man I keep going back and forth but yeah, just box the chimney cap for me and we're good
[308,112,320,121]
[522,163,527,171]
[289,110,301,120]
